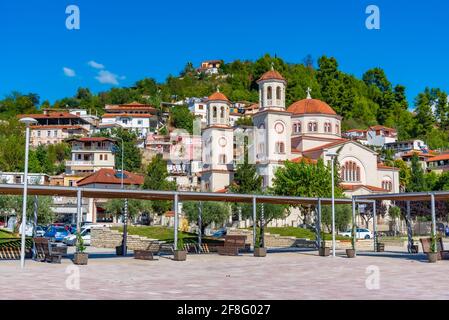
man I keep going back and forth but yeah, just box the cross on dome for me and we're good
[306,87,312,99]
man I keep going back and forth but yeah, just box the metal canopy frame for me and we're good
[0,183,376,266]
[353,191,441,253]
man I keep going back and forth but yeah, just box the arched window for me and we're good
[335,124,340,134]
[293,124,297,132]
[213,107,217,118]
[276,86,281,100]
[267,86,272,100]
[342,161,361,182]
[220,107,225,119]
[324,122,332,133]
[308,122,317,132]
[293,122,301,133]
[219,154,227,164]
[275,142,285,154]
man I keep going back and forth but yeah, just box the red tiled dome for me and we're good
[208,92,229,101]
[257,70,286,82]
[287,98,336,115]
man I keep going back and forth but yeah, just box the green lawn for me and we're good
[112,226,223,244]
[0,229,17,244]
[261,227,347,241]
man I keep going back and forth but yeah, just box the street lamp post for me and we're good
[326,152,338,258]
[115,137,127,256]
[19,117,37,269]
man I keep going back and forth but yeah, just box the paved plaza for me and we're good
[1,246,448,300]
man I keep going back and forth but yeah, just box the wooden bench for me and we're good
[217,235,247,256]
[420,237,449,260]
[134,241,162,260]
[34,238,63,264]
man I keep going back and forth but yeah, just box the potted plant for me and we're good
[319,230,330,256]
[173,238,186,261]
[346,225,356,258]
[73,233,88,265]
[254,233,267,257]
[428,234,438,263]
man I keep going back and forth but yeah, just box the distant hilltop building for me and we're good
[343,125,397,147]
[197,60,222,75]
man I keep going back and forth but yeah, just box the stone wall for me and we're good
[91,227,165,251]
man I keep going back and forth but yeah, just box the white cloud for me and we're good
[95,70,122,85]
[88,60,105,69]
[63,67,76,77]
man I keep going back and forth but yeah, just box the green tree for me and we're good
[104,198,151,221]
[407,153,427,192]
[171,105,195,134]
[183,201,230,236]
[321,205,352,232]
[143,155,177,214]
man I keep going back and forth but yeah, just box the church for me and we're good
[200,68,399,198]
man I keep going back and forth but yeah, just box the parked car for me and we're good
[35,226,46,237]
[211,228,227,238]
[340,228,373,239]
[44,226,71,242]
[63,227,91,246]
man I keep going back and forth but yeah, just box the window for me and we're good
[308,122,317,132]
[15,176,22,184]
[335,124,340,134]
[267,86,272,100]
[37,131,41,137]
[104,154,108,161]
[213,107,217,118]
[341,161,361,182]
[54,130,58,137]
[220,107,225,119]
[275,142,285,154]
[382,180,392,191]
[198,104,204,110]
[47,131,51,137]
[100,155,103,161]
[276,86,281,100]
[137,120,143,125]
[324,122,332,133]
[122,119,128,124]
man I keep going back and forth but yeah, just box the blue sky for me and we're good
[0,0,448,107]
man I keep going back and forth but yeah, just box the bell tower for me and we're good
[257,65,287,111]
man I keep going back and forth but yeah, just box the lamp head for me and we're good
[325,152,338,158]
[19,117,38,126]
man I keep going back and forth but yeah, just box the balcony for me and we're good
[71,146,113,151]
[66,160,94,167]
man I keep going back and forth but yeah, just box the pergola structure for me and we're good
[0,184,375,263]
[353,191,449,253]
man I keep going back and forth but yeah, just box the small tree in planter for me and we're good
[73,233,88,265]
[319,229,330,256]
[428,233,438,263]
[346,224,356,258]
[173,237,186,261]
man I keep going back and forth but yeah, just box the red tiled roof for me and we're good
[208,92,229,102]
[18,112,81,119]
[287,99,337,115]
[369,125,396,132]
[30,125,88,131]
[164,211,175,217]
[402,151,435,158]
[427,154,449,162]
[290,157,317,164]
[76,169,144,187]
[257,70,286,82]
[377,163,400,171]
[302,139,348,153]
[345,129,367,133]
[215,188,228,193]
[102,113,153,118]
[66,137,116,143]
[341,184,387,192]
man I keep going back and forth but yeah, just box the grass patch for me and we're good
[252,227,347,240]
[111,226,222,244]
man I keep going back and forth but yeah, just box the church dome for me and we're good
[257,69,286,82]
[208,91,229,102]
[287,98,337,115]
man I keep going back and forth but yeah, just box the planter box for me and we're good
[346,248,355,258]
[319,247,330,257]
[173,250,187,261]
[254,247,267,257]
[115,245,127,256]
[73,252,88,265]
[427,252,438,263]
